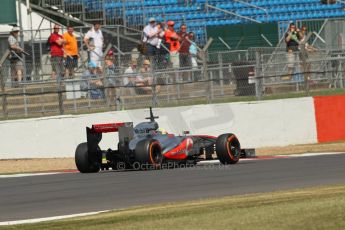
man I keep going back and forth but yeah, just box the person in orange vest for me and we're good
[164,20,180,69]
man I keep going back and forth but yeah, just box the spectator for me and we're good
[143,17,161,56]
[165,20,180,69]
[156,22,169,69]
[81,61,104,99]
[155,22,166,50]
[63,26,78,78]
[284,23,300,80]
[104,55,119,85]
[124,59,138,86]
[178,24,191,68]
[298,25,317,82]
[84,22,104,69]
[134,59,160,94]
[49,24,66,80]
[188,32,198,69]
[299,25,317,54]
[143,17,162,68]
[8,26,24,86]
[104,55,120,104]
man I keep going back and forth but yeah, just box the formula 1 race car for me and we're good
[75,108,252,173]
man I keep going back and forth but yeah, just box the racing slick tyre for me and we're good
[135,139,163,169]
[215,133,241,164]
[75,142,100,173]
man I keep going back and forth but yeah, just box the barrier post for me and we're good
[201,50,210,103]
[0,68,8,119]
[255,51,263,100]
[202,38,213,103]
[58,80,64,115]
[218,52,224,96]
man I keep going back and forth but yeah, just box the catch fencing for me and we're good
[1,48,345,119]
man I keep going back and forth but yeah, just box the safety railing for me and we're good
[1,49,345,119]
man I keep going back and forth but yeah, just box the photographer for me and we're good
[8,27,24,86]
[284,23,300,80]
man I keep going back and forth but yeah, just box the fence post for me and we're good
[201,38,213,103]
[175,71,181,99]
[152,71,158,108]
[300,45,310,96]
[255,51,263,100]
[23,86,28,116]
[201,51,210,103]
[58,80,64,115]
[0,69,8,119]
[218,52,224,96]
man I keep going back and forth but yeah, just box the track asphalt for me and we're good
[1,154,345,222]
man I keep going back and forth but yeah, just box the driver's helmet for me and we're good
[158,127,168,134]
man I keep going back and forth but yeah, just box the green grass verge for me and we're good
[2,184,345,230]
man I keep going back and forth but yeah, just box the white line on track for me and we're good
[278,152,345,157]
[0,210,110,226]
[0,172,61,178]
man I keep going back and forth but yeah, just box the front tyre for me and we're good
[135,139,163,169]
[216,133,241,164]
[75,142,100,173]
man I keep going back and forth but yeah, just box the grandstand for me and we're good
[41,0,345,45]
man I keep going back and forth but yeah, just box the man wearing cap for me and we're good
[81,61,104,99]
[143,17,162,57]
[165,20,180,68]
[84,22,104,69]
[8,27,24,85]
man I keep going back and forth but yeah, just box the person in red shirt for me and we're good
[177,24,191,68]
[49,24,66,80]
[165,21,180,69]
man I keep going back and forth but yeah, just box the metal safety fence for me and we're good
[1,49,345,119]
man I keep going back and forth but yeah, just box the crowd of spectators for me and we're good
[5,19,200,104]
[142,17,199,70]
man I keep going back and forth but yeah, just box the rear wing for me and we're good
[86,122,134,155]
[91,122,127,133]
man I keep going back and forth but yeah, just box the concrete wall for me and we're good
[0,97,318,159]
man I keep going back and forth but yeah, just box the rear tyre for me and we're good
[135,139,163,169]
[75,142,100,173]
[216,133,241,164]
